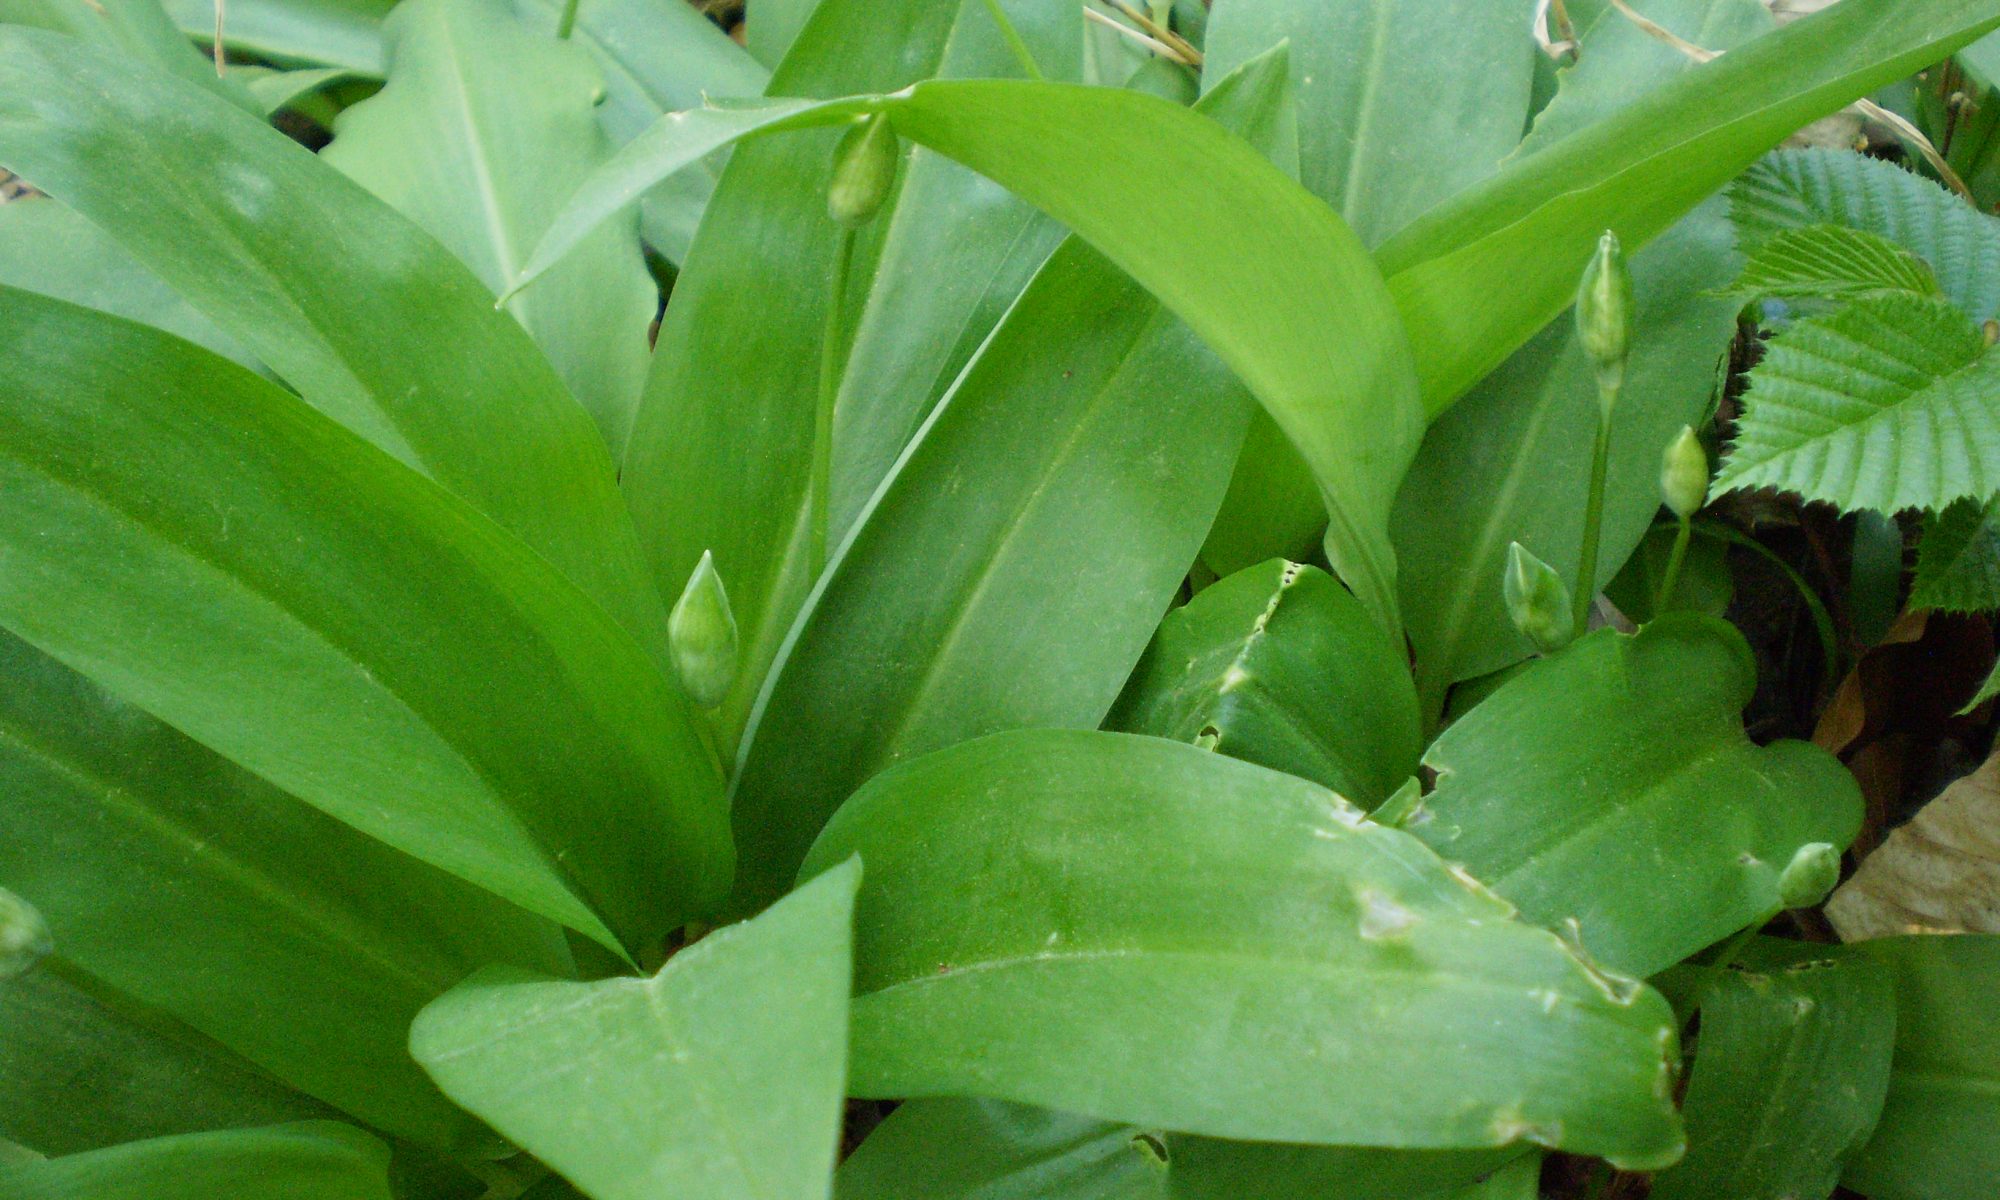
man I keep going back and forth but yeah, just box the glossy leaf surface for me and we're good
[0,30,668,651]
[1649,955,1895,1200]
[802,730,1685,1165]
[1377,0,2000,411]
[0,630,567,1150]
[323,0,655,454]
[1409,616,1863,978]
[1843,934,2000,1200]
[0,290,728,956]
[1108,559,1420,807]
[412,861,860,1200]
[0,1123,394,1200]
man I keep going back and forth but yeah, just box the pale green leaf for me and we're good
[1,0,261,114]
[0,30,671,656]
[1714,293,2000,514]
[165,0,392,71]
[411,860,861,1200]
[0,289,728,957]
[1732,223,1943,302]
[1912,496,2000,613]
[0,629,568,1151]
[1732,147,2000,319]
[1649,954,1895,1200]
[1107,559,1421,807]
[1408,615,1863,978]
[723,54,1275,910]
[1842,934,2000,1200]
[0,1123,394,1200]
[323,0,655,454]
[801,730,1685,1167]
[1376,0,2000,412]
[238,66,361,115]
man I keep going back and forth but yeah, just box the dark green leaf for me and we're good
[1649,955,1895,1200]
[0,30,670,653]
[1913,496,2000,613]
[322,0,655,455]
[1407,615,1862,978]
[1107,559,1421,807]
[0,290,728,957]
[0,1123,394,1200]
[802,730,1685,1166]
[412,860,861,1200]
[1377,0,2000,411]
[0,630,568,1150]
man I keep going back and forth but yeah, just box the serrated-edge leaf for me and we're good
[1716,293,2000,513]
[1732,223,1943,302]
[1912,495,2000,612]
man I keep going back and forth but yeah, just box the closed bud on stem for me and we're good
[669,550,739,709]
[0,887,51,979]
[827,114,899,228]
[1778,842,1841,910]
[1576,230,1633,396]
[1504,541,1575,653]
[1660,425,1709,519]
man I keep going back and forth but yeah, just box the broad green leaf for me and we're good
[507,0,769,262]
[0,629,568,1151]
[1107,559,1420,807]
[1731,224,1943,303]
[0,30,670,654]
[1392,200,1738,704]
[836,1100,1170,1200]
[1714,293,2000,514]
[724,56,1276,910]
[1732,147,2000,319]
[0,199,253,370]
[1842,934,2000,1200]
[836,1099,1519,1200]
[620,0,1045,750]
[1376,0,2000,412]
[0,290,728,957]
[1202,0,1537,248]
[411,860,861,1200]
[323,0,655,455]
[747,0,815,67]
[801,730,1685,1166]
[1517,0,1773,155]
[1,0,261,114]
[0,968,335,1155]
[1406,615,1863,978]
[1649,955,1895,1200]
[1912,496,2000,613]
[165,0,393,70]
[0,1123,394,1200]
[238,65,362,115]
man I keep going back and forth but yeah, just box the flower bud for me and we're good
[1576,230,1633,395]
[0,887,51,980]
[1660,425,1709,519]
[1504,541,1575,653]
[1778,842,1841,910]
[827,114,898,228]
[669,550,739,709]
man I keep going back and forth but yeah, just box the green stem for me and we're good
[810,227,858,577]
[980,0,1047,79]
[1654,515,1692,616]
[556,0,581,38]
[1572,384,1618,631]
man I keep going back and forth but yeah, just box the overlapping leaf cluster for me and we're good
[0,2,1996,1199]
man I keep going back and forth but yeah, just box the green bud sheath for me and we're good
[827,114,899,228]
[1576,230,1634,396]
[1778,842,1841,910]
[1504,541,1575,654]
[669,550,740,710]
[1660,425,1709,519]
[0,886,51,979]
